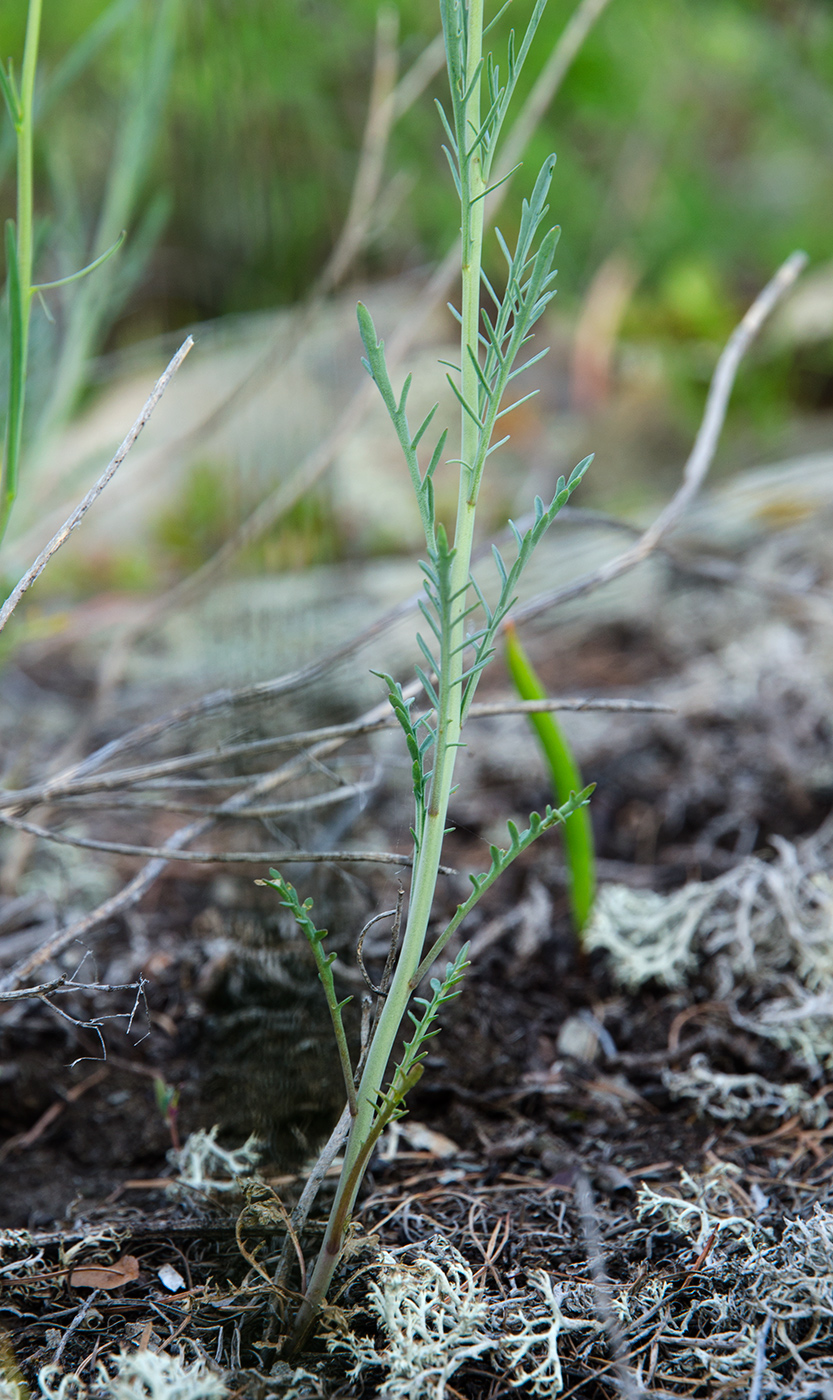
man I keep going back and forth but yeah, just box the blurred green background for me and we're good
[1,0,831,330]
[0,0,832,590]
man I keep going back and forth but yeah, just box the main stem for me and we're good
[286,0,486,1357]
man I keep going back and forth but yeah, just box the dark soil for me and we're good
[2,607,833,1398]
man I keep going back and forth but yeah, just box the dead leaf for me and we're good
[401,1121,461,1157]
[70,1254,140,1290]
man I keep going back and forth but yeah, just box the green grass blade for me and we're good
[503,620,596,934]
[0,219,26,546]
[0,62,21,126]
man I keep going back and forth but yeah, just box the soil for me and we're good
[3,505,833,1399]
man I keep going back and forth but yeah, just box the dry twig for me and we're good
[0,809,439,870]
[0,695,666,811]
[0,337,194,633]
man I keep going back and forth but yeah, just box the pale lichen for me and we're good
[586,821,833,1071]
[38,1350,227,1400]
[662,1053,823,1125]
[325,1239,493,1400]
[166,1126,262,1198]
[325,1235,601,1399]
[499,1270,599,1395]
[627,1164,833,1395]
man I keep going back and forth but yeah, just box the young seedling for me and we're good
[267,0,594,1354]
[504,618,596,931]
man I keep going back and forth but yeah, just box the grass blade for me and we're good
[504,620,596,933]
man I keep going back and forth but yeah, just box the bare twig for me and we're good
[0,974,71,1002]
[0,695,666,812]
[470,697,672,718]
[42,777,378,819]
[512,251,808,625]
[0,689,414,991]
[0,756,340,992]
[555,505,830,605]
[377,883,405,1000]
[42,778,375,817]
[0,810,439,871]
[357,906,399,995]
[52,1291,102,1365]
[0,718,397,804]
[0,837,205,991]
[0,337,194,633]
[0,1089,89,1161]
[0,974,142,1005]
[369,883,406,1041]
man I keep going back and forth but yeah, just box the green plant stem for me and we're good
[285,3,489,1358]
[0,0,41,546]
[283,0,582,1354]
[16,0,40,316]
[504,619,596,931]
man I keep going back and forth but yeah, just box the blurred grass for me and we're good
[0,0,832,606]
[1,0,830,328]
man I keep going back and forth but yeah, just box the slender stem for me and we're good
[17,0,41,311]
[318,976,357,1118]
[285,2,489,1356]
[0,0,42,545]
[459,0,485,510]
